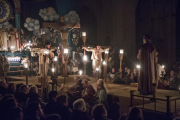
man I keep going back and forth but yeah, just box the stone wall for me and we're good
[80,0,179,69]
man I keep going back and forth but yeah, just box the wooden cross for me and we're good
[42,17,80,79]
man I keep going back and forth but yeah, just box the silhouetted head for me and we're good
[45,114,61,120]
[92,104,107,119]
[143,34,151,44]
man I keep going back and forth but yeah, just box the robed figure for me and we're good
[137,34,158,95]
[10,28,21,51]
[0,26,9,51]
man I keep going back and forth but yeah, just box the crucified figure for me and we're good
[83,45,109,78]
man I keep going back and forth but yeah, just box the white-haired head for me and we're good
[73,99,86,112]
[97,79,105,89]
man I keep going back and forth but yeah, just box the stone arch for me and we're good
[79,6,97,45]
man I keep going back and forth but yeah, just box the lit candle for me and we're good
[24,64,28,68]
[105,49,109,54]
[64,48,68,54]
[120,49,124,54]
[136,65,141,69]
[83,55,87,61]
[52,68,55,74]
[103,61,106,65]
[79,70,82,75]
[82,32,86,37]
[54,56,58,61]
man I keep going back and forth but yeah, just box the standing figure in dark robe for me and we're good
[137,34,158,95]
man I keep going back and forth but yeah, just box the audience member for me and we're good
[125,74,135,85]
[27,86,45,108]
[26,102,45,120]
[67,76,84,109]
[107,95,120,120]
[81,79,95,103]
[7,83,16,94]
[126,107,144,120]
[44,91,57,115]
[0,80,7,96]
[54,95,72,120]
[67,76,84,98]
[133,68,138,83]
[166,70,177,89]
[5,106,23,120]
[16,85,29,106]
[92,104,111,120]
[14,83,23,99]
[113,72,125,84]
[122,67,128,78]
[69,99,92,120]
[45,114,61,120]
[107,68,116,81]
[96,79,107,108]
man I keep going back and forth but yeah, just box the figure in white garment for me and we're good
[0,26,9,51]
[83,46,108,78]
[10,28,21,51]
[38,42,54,77]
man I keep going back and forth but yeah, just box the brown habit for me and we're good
[138,43,158,95]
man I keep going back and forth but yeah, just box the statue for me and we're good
[10,28,21,51]
[0,25,10,51]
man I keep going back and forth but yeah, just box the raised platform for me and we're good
[7,75,180,117]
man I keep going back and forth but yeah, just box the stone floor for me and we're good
[7,75,180,115]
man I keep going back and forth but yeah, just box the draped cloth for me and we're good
[138,43,158,95]
[10,31,21,51]
[0,29,9,50]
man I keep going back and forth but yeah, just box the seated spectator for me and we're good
[107,68,116,81]
[113,72,125,84]
[167,70,177,87]
[45,114,61,120]
[44,91,57,115]
[14,83,23,99]
[81,79,95,103]
[125,74,135,85]
[69,99,92,120]
[2,98,18,119]
[0,80,7,96]
[122,67,128,79]
[107,95,120,120]
[126,69,131,77]
[54,95,72,120]
[3,98,17,110]
[92,104,111,120]
[26,102,45,120]
[7,83,16,94]
[133,68,138,83]
[16,85,29,106]
[5,106,23,120]
[67,76,84,98]
[1,94,14,103]
[27,86,46,108]
[126,107,144,120]
[96,79,107,108]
